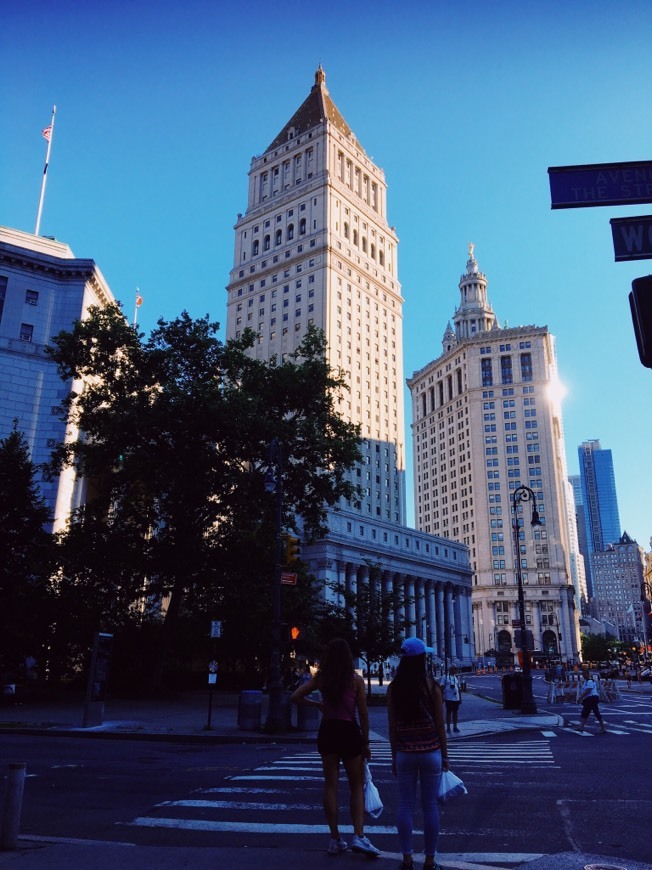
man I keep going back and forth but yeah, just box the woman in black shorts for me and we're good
[291,638,380,858]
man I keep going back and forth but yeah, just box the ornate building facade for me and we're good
[407,247,581,665]
[224,68,473,662]
[0,226,115,532]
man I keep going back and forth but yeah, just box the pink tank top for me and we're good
[322,682,357,721]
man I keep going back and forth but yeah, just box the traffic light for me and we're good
[629,276,652,368]
[286,534,301,565]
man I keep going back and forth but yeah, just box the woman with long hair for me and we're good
[291,637,380,858]
[387,638,449,870]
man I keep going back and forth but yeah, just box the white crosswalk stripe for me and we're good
[125,738,553,866]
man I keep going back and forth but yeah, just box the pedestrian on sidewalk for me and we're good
[291,638,380,859]
[576,669,606,734]
[387,637,449,870]
[440,667,462,733]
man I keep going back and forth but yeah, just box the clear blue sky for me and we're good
[3,0,651,547]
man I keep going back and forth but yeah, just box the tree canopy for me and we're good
[46,306,361,687]
[0,425,53,681]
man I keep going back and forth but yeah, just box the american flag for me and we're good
[42,125,52,142]
[136,292,143,307]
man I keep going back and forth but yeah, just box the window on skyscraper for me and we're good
[500,356,513,384]
[520,353,533,381]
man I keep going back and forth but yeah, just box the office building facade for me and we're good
[591,531,645,644]
[0,226,115,531]
[407,247,581,664]
[576,440,621,598]
[224,68,473,662]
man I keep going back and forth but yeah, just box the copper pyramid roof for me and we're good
[265,66,353,152]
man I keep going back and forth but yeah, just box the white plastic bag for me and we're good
[437,768,468,803]
[363,761,383,818]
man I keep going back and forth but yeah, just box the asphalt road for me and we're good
[2,678,651,869]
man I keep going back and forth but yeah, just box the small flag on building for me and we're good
[136,291,143,307]
[42,125,53,142]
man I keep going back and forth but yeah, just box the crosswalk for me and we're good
[126,737,557,839]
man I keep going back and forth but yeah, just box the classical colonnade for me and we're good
[331,560,474,665]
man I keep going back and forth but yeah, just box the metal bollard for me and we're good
[1,763,26,851]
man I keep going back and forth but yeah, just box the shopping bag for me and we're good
[437,768,468,803]
[363,761,383,818]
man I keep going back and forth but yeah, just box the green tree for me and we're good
[46,306,361,688]
[580,633,615,664]
[324,562,412,694]
[0,425,53,681]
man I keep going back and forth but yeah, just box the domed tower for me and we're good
[452,243,497,340]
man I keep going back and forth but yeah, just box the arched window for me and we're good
[252,239,259,256]
[287,224,294,240]
[370,244,376,260]
[353,229,358,246]
[299,218,306,235]
[362,237,367,253]
[264,235,270,251]
[275,229,282,246]
[344,222,349,239]
[379,250,384,266]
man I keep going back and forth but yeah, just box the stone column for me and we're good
[436,583,445,660]
[406,576,416,637]
[426,581,437,651]
[415,578,426,641]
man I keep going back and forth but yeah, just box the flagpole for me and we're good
[35,105,56,236]
[133,288,142,326]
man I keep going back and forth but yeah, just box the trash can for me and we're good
[502,673,523,710]
[297,693,321,731]
[238,690,262,730]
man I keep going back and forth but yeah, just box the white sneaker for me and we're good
[351,834,381,857]
[327,838,348,856]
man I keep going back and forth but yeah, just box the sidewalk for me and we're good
[0,683,563,744]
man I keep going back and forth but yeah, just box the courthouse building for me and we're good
[0,226,115,531]
[407,247,581,664]
[224,67,473,663]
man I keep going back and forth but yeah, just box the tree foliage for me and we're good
[46,306,361,687]
[0,425,53,680]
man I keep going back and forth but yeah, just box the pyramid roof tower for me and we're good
[266,66,354,152]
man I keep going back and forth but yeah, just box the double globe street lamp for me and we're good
[512,484,542,714]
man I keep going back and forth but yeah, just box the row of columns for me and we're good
[334,561,473,664]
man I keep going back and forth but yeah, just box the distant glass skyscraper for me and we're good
[577,440,621,598]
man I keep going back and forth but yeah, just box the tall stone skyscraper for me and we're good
[576,440,621,598]
[225,68,474,664]
[226,66,404,525]
[407,247,581,665]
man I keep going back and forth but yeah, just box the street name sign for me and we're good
[280,571,298,586]
[610,215,652,261]
[548,160,652,209]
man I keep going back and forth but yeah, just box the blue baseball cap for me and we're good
[401,637,435,657]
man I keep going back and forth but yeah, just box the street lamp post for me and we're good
[264,438,286,732]
[512,484,542,714]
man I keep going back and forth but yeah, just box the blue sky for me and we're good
[3,0,652,547]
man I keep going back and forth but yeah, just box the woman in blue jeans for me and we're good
[387,638,449,870]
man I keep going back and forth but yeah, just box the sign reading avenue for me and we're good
[548,160,652,209]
